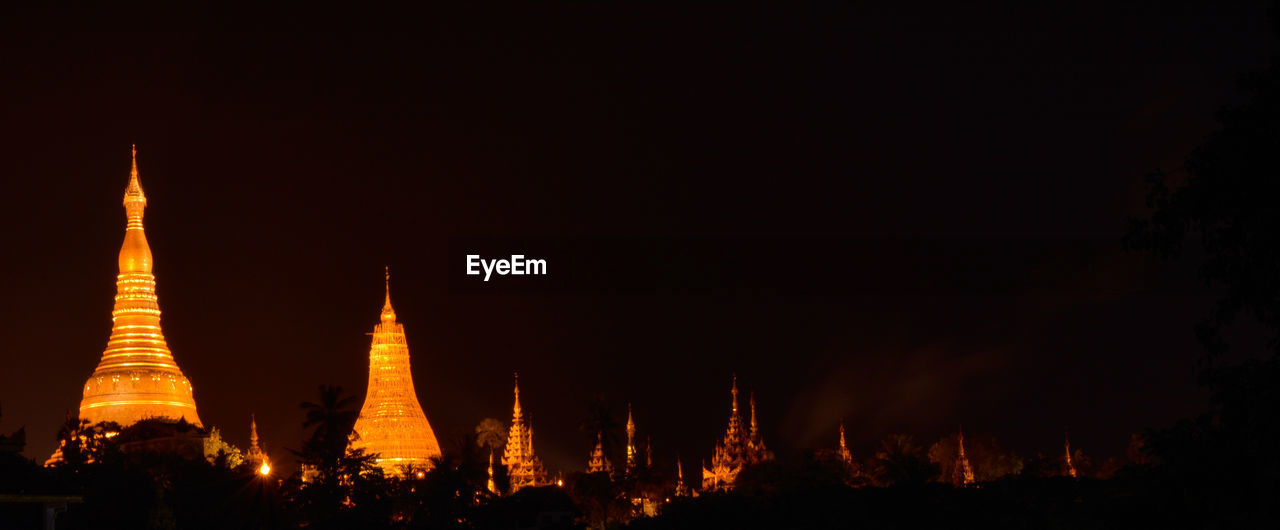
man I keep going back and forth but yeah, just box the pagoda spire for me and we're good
[78,145,201,428]
[730,374,739,415]
[838,423,853,464]
[247,414,271,475]
[674,456,690,497]
[503,372,546,492]
[625,403,638,473]
[952,426,976,487]
[250,414,260,449]
[1064,431,1079,478]
[381,266,395,322]
[351,270,442,476]
[487,450,498,494]
[749,392,758,438]
[513,372,522,417]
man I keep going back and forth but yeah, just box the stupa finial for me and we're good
[380,266,396,322]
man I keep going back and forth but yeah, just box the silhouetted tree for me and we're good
[476,417,506,454]
[1127,28,1280,526]
[284,385,390,529]
[869,434,938,487]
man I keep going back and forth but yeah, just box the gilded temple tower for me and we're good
[502,373,547,492]
[702,374,772,491]
[79,146,201,427]
[351,269,443,475]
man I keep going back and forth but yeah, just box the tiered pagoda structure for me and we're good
[350,270,443,476]
[502,373,547,492]
[701,375,772,491]
[952,427,976,487]
[78,146,201,428]
[586,431,613,474]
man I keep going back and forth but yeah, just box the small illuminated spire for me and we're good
[749,392,758,437]
[730,373,739,414]
[1064,430,1078,478]
[380,266,396,322]
[124,144,146,210]
[250,414,260,448]
[626,403,637,472]
[487,450,498,494]
[953,425,975,487]
[512,372,522,416]
[838,422,852,464]
[675,455,690,497]
[626,403,636,438]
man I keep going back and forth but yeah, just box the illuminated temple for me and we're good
[350,270,443,475]
[503,373,547,492]
[78,146,202,428]
[702,375,772,491]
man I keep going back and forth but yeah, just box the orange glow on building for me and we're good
[78,146,202,428]
[350,269,443,476]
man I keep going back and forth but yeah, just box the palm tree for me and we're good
[300,385,360,454]
[872,434,939,486]
[475,418,506,454]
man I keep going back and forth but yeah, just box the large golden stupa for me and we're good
[78,146,201,427]
[351,270,442,475]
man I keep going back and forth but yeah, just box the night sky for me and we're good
[1,3,1275,474]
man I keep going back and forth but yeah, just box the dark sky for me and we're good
[0,3,1275,474]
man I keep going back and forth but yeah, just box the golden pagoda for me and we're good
[702,375,772,491]
[502,373,547,492]
[952,427,976,487]
[350,269,442,476]
[78,146,201,428]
